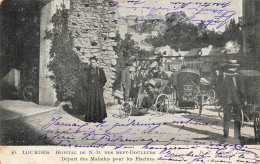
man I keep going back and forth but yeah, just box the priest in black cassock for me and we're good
[83,56,107,123]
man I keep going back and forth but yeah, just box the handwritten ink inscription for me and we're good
[39,116,220,147]
[110,0,236,31]
[39,117,260,163]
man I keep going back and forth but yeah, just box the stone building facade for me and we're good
[242,0,260,69]
[68,0,118,104]
[0,0,118,105]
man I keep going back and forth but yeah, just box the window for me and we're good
[163,51,167,55]
[254,0,260,15]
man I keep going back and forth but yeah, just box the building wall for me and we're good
[1,0,42,102]
[68,0,118,103]
[39,0,118,105]
[0,4,2,86]
[0,0,17,79]
[39,0,70,106]
[0,68,20,87]
[242,0,260,67]
[0,3,2,59]
[242,0,254,54]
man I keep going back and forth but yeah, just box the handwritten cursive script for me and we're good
[110,0,236,31]
[39,116,220,147]
[38,117,260,163]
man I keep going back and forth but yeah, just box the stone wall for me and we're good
[68,0,118,104]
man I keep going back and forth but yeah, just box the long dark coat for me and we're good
[81,67,107,123]
[121,69,131,101]
[221,72,245,105]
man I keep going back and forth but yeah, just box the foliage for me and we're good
[145,13,242,51]
[45,4,83,101]
[130,20,167,34]
[114,33,138,65]
[112,33,137,91]
[112,32,158,91]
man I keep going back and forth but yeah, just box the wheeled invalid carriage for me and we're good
[119,78,171,118]
[215,70,260,141]
[174,69,203,115]
[235,70,260,142]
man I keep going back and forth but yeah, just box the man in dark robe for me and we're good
[82,56,107,123]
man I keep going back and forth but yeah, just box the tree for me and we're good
[145,12,242,51]
[113,33,138,91]
[45,4,83,101]
[113,32,158,91]
[222,18,243,46]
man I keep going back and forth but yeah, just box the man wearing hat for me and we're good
[154,65,168,79]
[221,60,246,139]
[121,63,132,102]
[170,67,178,89]
[131,67,146,103]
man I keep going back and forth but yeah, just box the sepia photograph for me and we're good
[1,0,260,163]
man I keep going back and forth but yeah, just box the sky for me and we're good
[115,0,243,31]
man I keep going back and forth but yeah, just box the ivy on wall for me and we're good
[44,4,84,101]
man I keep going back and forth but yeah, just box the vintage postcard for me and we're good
[1,0,260,163]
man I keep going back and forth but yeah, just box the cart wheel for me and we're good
[208,89,216,105]
[23,85,34,102]
[155,94,169,116]
[240,109,244,127]
[195,103,199,109]
[254,113,260,142]
[218,106,224,119]
[171,89,177,105]
[166,87,175,110]
[198,95,203,116]
[214,99,224,119]
[199,104,203,116]
[214,99,221,108]
[173,100,179,114]
[119,102,132,118]
[218,106,244,125]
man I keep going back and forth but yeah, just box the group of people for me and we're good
[121,59,250,140]
[78,56,247,140]
[77,58,173,123]
[121,63,174,109]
